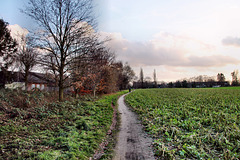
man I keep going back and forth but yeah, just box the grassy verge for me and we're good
[91,91,128,159]
[125,88,240,159]
[0,89,127,160]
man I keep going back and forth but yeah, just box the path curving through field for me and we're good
[113,94,155,160]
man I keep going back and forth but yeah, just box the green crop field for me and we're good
[125,88,240,159]
[213,86,240,90]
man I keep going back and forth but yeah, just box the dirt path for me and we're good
[113,94,155,160]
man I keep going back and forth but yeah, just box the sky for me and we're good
[1,0,240,82]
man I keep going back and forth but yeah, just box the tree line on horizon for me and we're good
[0,0,135,101]
[134,68,239,88]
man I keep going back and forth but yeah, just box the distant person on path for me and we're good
[129,86,131,92]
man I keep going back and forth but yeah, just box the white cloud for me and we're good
[102,32,239,68]
[8,24,28,37]
[8,24,29,44]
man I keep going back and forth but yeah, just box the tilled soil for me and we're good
[113,94,155,160]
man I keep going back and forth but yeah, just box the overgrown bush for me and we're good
[0,88,127,159]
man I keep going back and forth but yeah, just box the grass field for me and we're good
[125,88,240,159]
[213,86,240,90]
[0,89,127,159]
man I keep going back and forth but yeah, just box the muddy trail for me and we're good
[113,94,155,160]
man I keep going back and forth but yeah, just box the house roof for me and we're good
[0,71,56,85]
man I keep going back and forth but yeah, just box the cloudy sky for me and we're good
[1,0,240,82]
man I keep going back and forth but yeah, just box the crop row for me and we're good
[125,88,240,159]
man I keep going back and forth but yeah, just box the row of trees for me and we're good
[168,72,240,88]
[135,68,240,88]
[0,0,135,101]
[134,68,158,88]
[166,80,230,88]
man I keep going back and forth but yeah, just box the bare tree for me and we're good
[231,70,239,86]
[71,46,114,97]
[23,0,96,101]
[17,36,38,90]
[87,48,115,97]
[103,62,121,93]
[217,73,225,82]
[153,69,157,88]
[139,68,144,88]
[121,62,135,89]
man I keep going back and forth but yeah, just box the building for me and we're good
[0,71,56,91]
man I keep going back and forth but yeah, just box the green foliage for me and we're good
[125,88,240,159]
[0,89,127,159]
[0,18,17,63]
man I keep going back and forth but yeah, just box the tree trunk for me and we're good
[59,85,64,101]
[93,84,96,97]
[93,89,96,98]
[59,67,64,101]
[25,68,29,91]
